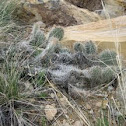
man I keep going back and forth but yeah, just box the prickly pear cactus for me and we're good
[32,49,42,57]
[30,22,46,47]
[48,27,64,41]
[84,40,97,55]
[90,66,102,87]
[48,43,62,53]
[99,49,117,66]
[60,48,71,53]
[102,67,115,83]
[30,31,46,47]
[73,42,85,53]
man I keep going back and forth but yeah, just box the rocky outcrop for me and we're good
[65,0,126,18]
[62,15,126,57]
[65,0,102,11]
[101,0,126,18]
[17,0,101,26]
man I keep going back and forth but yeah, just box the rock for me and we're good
[102,0,126,18]
[102,100,108,109]
[86,104,91,110]
[45,104,57,121]
[73,120,83,126]
[66,0,126,18]
[50,93,55,98]
[63,120,70,126]
[89,109,94,114]
[95,100,108,109]
[18,0,101,26]
[62,15,126,58]
[53,120,62,126]
[53,119,71,126]
[60,97,68,107]
[95,101,102,107]
[65,0,102,11]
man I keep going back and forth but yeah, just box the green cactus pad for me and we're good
[73,42,85,52]
[99,49,117,66]
[48,27,64,41]
[90,66,103,87]
[84,41,97,55]
[30,31,46,47]
[102,67,115,83]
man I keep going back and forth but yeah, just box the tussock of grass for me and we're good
[0,62,20,103]
[0,0,17,32]
[0,0,27,42]
[0,49,49,125]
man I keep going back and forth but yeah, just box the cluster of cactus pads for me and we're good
[44,39,118,90]
[4,22,119,92]
[29,22,64,47]
[28,30,118,91]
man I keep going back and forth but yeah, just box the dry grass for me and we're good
[0,0,126,126]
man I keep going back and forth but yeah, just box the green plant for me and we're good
[39,92,48,98]
[0,0,17,26]
[48,27,64,41]
[90,66,103,87]
[32,71,46,87]
[41,117,47,126]
[30,24,46,47]
[32,49,42,57]
[116,115,125,126]
[0,0,26,42]
[0,0,18,34]
[73,42,85,52]
[102,67,115,84]
[99,49,117,66]
[49,43,62,53]
[96,117,109,126]
[60,47,71,53]
[0,61,20,104]
[84,41,97,54]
